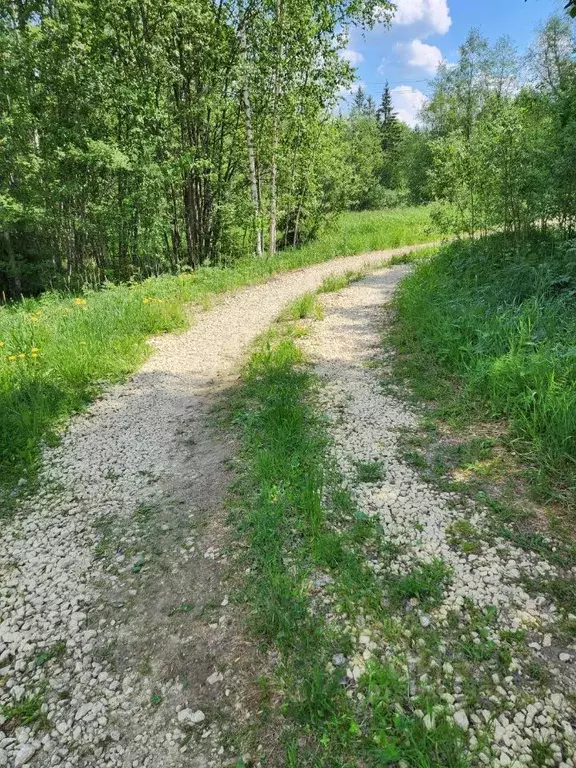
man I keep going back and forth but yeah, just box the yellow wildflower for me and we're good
[31,347,39,354]
[8,355,16,362]
[29,315,39,322]
[74,297,87,306]
[143,297,151,305]
[17,353,25,359]
[31,353,38,359]
[0,341,4,348]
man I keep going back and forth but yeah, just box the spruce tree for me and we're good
[378,83,402,187]
[352,86,367,113]
[365,94,377,116]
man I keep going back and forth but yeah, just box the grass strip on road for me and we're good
[229,316,467,767]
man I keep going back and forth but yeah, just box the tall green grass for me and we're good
[391,234,576,501]
[0,206,440,495]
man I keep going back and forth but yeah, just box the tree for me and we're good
[365,95,377,116]
[426,15,576,239]
[377,83,402,188]
[0,0,396,295]
[352,86,367,113]
[344,109,385,210]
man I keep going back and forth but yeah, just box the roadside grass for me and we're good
[390,233,576,508]
[229,321,467,767]
[446,519,484,555]
[387,234,576,636]
[0,205,441,501]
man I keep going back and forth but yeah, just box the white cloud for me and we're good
[396,39,444,74]
[391,85,428,127]
[392,0,452,36]
[340,49,364,66]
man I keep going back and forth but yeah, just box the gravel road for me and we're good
[0,245,430,768]
[302,268,576,768]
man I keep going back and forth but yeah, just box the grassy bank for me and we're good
[0,206,439,497]
[391,234,576,504]
[230,323,466,766]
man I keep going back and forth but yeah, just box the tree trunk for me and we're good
[3,230,22,298]
[268,0,284,257]
[269,113,279,255]
[239,26,262,257]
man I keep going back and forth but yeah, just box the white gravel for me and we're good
[302,267,576,768]
[0,245,430,768]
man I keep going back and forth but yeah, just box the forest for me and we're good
[1,0,396,296]
[2,3,576,295]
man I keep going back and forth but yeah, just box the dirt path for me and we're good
[0,245,429,768]
[299,268,576,768]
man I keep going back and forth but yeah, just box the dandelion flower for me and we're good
[8,355,16,362]
[31,347,39,354]
[31,352,38,359]
[74,297,87,306]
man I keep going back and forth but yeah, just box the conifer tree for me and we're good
[377,83,402,187]
[352,86,367,113]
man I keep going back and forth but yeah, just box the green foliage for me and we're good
[0,0,394,294]
[318,270,365,293]
[446,520,483,555]
[392,235,576,500]
[343,105,387,210]
[377,82,405,189]
[524,574,576,615]
[343,83,427,209]
[34,642,67,668]
[425,20,576,238]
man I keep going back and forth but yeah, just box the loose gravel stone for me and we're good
[176,710,205,726]
[453,711,470,731]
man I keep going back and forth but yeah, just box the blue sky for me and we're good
[341,0,565,124]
